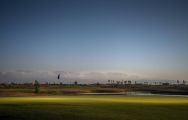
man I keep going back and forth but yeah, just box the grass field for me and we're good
[0,86,126,96]
[0,95,188,120]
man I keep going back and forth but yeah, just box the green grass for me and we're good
[0,95,188,120]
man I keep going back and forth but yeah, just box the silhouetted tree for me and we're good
[74,81,78,85]
[183,80,186,85]
[177,80,179,85]
[34,80,40,93]
[96,82,100,85]
[121,80,123,85]
[135,81,137,84]
[128,80,131,84]
[60,82,63,85]
[154,82,157,85]
[124,81,127,84]
[108,80,111,84]
[159,82,162,85]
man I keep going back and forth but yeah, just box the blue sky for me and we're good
[0,0,188,83]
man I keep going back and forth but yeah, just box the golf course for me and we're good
[0,95,188,120]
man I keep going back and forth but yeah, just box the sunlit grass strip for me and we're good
[0,96,188,104]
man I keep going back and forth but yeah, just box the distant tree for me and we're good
[96,82,100,85]
[34,80,40,93]
[183,80,186,85]
[121,80,123,85]
[60,82,63,85]
[159,82,162,85]
[162,82,170,86]
[74,81,78,85]
[135,81,137,84]
[154,82,157,85]
[124,81,127,84]
[128,80,131,84]
[108,80,111,84]
[177,80,179,85]
[111,80,114,84]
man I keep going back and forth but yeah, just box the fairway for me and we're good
[0,96,188,120]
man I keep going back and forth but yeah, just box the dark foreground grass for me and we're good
[0,96,188,120]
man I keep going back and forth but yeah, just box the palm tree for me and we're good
[177,80,179,85]
[111,80,113,84]
[128,80,131,84]
[183,80,186,85]
[124,80,127,84]
[108,80,111,84]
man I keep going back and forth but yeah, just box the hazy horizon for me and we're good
[1,0,188,83]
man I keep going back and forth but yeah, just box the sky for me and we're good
[0,0,188,83]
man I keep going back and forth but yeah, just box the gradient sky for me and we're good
[0,0,188,83]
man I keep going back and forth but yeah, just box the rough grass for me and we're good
[0,96,188,120]
[0,86,125,96]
